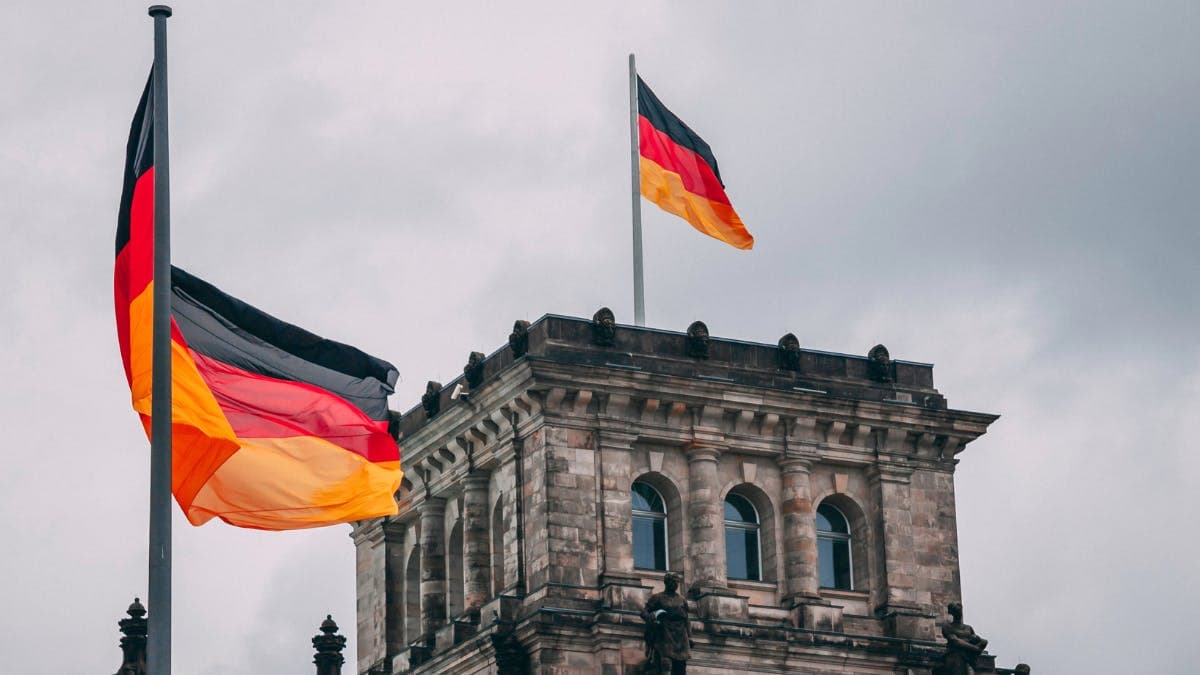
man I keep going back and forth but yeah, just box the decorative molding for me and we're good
[833,473,849,494]
[649,451,664,474]
[741,461,757,484]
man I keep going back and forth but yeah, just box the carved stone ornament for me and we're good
[387,409,402,440]
[592,307,617,347]
[866,344,894,383]
[508,320,531,358]
[685,321,710,359]
[463,351,486,388]
[778,333,801,370]
[421,381,442,419]
[312,614,347,675]
[115,597,147,675]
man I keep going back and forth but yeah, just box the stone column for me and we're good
[462,472,491,616]
[685,444,725,593]
[780,457,819,602]
[686,443,747,620]
[418,497,447,642]
[868,463,935,640]
[780,456,842,630]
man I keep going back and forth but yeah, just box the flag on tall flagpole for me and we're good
[116,78,403,532]
[636,76,754,250]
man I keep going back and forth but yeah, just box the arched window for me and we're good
[724,493,761,581]
[632,481,668,570]
[817,503,853,590]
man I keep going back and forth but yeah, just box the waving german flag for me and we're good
[115,77,402,530]
[637,76,753,250]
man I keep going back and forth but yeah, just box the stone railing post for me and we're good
[312,614,346,675]
[114,598,147,675]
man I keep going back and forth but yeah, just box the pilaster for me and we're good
[351,518,405,675]
[597,429,638,583]
[868,462,936,640]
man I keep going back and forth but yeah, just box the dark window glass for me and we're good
[723,493,758,523]
[725,526,760,580]
[816,504,848,534]
[632,482,665,513]
[818,538,852,588]
[633,516,667,570]
[632,481,668,571]
[817,503,853,590]
[724,493,761,580]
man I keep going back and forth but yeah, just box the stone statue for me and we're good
[387,409,402,441]
[592,307,617,346]
[509,320,530,358]
[866,344,894,383]
[935,602,989,675]
[641,572,693,674]
[777,333,801,370]
[685,321,709,359]
[463,351,486,388]
[421,380,442,419]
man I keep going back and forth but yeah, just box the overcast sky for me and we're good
[2,2,1197,673]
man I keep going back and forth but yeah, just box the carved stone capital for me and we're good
[462,471,490,492]
[778,456,816,474]
[596,429,638,453]
[418,496,447,516]
[684,443,722,464]
[867,462,913,485]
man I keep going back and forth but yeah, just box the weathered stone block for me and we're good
[694,589,748,621]
[791,601,844,632]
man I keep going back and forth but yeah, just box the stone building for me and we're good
[352,313,1020,674]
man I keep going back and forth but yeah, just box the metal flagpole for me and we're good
[147,5,173,674]
[628,53,646,327]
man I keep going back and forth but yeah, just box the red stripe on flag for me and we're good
[114,168,155,382]
[639,116,731,206]
[188,349,399,463]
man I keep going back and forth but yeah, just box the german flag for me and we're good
[115,76,402,530]
[637,76,753,250]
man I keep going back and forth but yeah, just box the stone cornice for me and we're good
[387,317,997,517]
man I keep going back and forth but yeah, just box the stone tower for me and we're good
[352,313,1015,674]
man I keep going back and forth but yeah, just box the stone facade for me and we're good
[352,315,1018,674]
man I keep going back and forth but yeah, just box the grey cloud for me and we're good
[2,2,1197,673]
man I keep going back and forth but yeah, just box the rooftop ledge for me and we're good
[392,310,965,440]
